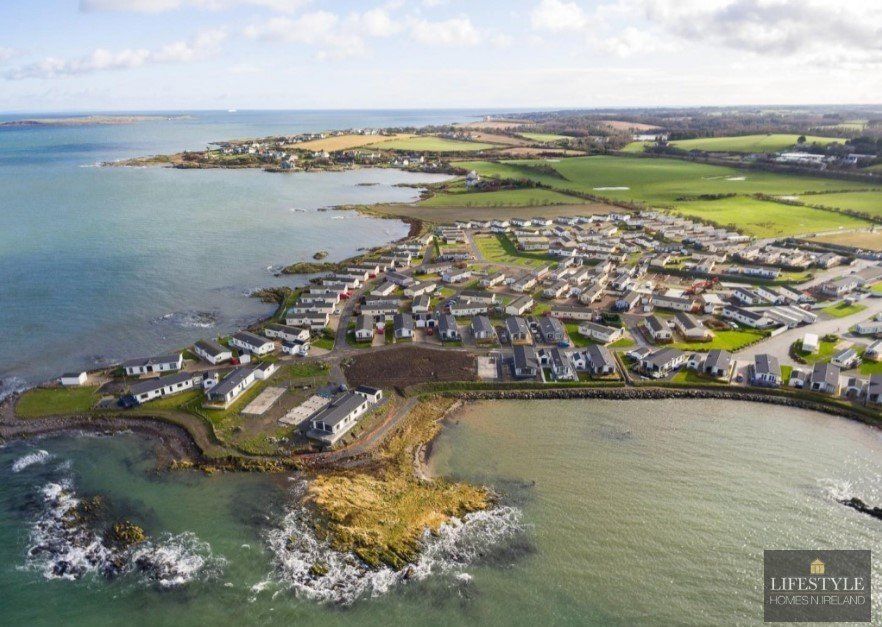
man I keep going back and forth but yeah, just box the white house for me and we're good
[194,339,232,365]
[578,321,624,344]
[205,365,259,407]
[801,333,819,354]
[122,352,183,377]
[354,314,375,342]
[306,390,376,445]
[128,371,204,405]
[230,331,276,356]
[60,371,88,387]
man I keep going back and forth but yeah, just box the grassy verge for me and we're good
[821,302,867,318]
[671,329,767,351]
[304,397,489,569]
[15,386,100,418]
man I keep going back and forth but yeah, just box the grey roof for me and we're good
[264,322,306,336]
[393,312,414,331]
[538,316,565,339]
[645,315,667,333]
[122,352,181,368]
[194,339,227,357]
[356,314,374,331]
[439,313,458,335]
[644,347,683,369]
[549,347,570,370]
[470,315,495,335]
[505,316,530,336]
[232,330,272,348]
[674,311,701,330]
[513,345,539,372]
[356,385,381,396]
[812,362,841,386]
[310,391,366,429]
[868,374,882,396]
[129,371,198,396]
[586,344,615,370]
[703,349,731,372]
[210,365,257,397]
[753,353,780,377]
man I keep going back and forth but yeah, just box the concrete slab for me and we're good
[477,356,498,380]
[279,394,330,426]
[242,386,285,416]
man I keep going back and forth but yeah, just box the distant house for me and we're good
[393,312,415,339]
[470,315,497,343]
[809,362,841,395]
[700,349,733,379]
[354,314,375,342]
[866,374,882,405]
[441,268,471,284]
[638,347,686,378]
[505,316,532,345]
[551,305,595,321]
[721,306,774,329]
[750,354,781,387]
[864,340,882,362]
[673,312,712,341]
[643,315,672,343]
[60,371,88,387]
[512,345,540,379]
[194,339,232,365]
[282,338,310,356]
[263,323,309,344]
[584,344,616,376]
[438,314,460,341]
[537,316,566,344]
[831,347,861,369]
[549,348,576,380]
[412,294,431,314]
[230,331,275,356]
[205,365,259,407]
[505,295,534,316]
[578,321,623,345]
[127,371,204,405]
[122,352,183,377]
[371,281,397,297]
[615,291,641,312]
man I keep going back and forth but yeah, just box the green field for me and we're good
[422,187,583,207]
[520,132,572,143]
[668,134,844,154]
[457,156,874,207]
[367,136,497,152]
[474,233,553,268]
[674,197,870,237]
[821,302,867,318]
[671,329,766,352]
[796,191,882,217]
[16,386,99,418]
[792,338,838,364]
[621,141,650,153]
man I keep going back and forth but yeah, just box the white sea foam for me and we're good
[24,477,224,588]
[261,483,524,605]
[151,310,217,329]
[12,450,52,473]
[0,376,29,402]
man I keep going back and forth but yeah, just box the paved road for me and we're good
[736,297,882,366]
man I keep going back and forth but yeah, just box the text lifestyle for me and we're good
[769,576,867,593]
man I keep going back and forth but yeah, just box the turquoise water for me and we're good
[1,400,880,625]
[0,110,475,392]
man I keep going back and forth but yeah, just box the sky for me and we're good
[1,0,881,112]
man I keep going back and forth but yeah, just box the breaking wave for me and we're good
[258,484,525,605]
[12,450,52,473]
[0,376,29,402]
[23,478,225,588]
[151,310,217,329]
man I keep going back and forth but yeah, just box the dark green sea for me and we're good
[2,399,880,625]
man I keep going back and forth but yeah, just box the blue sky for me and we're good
[1,0,880,112]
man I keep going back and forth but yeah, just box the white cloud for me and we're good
[530,0,587,32]
[360,7,402,37]
[410,16,481,46]
[80,0,312,12]
[5,29,227,79]
[0,47,20,64]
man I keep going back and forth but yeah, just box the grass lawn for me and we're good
[781,365,793,382]
[810,231,882,252]
[859,359,882,375]
[796,191,882,218]
[792,339,838,364]
[16,386,100,418]
[872,283,882,294]
[288,362,330,378]
[671,329,766,351]
[668,134,844,154]
[671,369,724,384]
[457,156,874,208]
[140,388,201,410]
[520,132,572,143]
[366,136,497,152]
[421,187,583,207]
[473,233,554,269]
[821,302,867,318]
[565,322,595,347]
[312,336,335,350]
[609,336,636,349]
[673,197,870,238]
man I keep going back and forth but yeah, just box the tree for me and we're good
[797,135,806,144]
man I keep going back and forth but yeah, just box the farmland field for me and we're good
[366,136,497,152]
[668,134,844,153]
[520,132,572,143]
[421,187,583,207]
[457,156,875,207]
[808,230,882,251]
[795,190,882,217]
[672,197,870,237]
[292,133,412,151]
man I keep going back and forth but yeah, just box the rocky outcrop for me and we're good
[839,497,882,521]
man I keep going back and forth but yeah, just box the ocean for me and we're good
[1,399,879,625]
[0,109,485,393]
